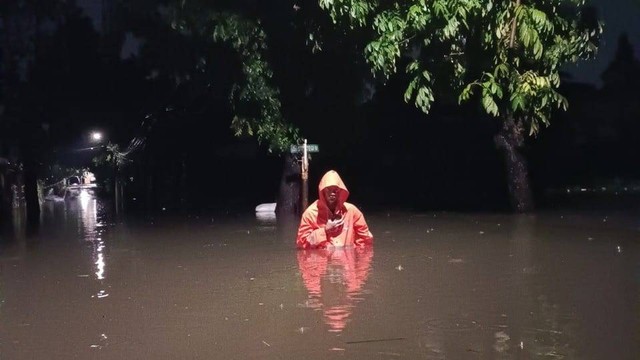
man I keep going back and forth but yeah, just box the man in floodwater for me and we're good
[296,170,373,249]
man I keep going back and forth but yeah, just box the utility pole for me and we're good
[301,139,309,211]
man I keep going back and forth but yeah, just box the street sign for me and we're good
[290,144,319,154]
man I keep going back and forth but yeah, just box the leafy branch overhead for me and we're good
[168,4,300,152]
[319,0,601,135]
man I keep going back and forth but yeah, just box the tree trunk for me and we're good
[179,154,188,211]
[24,163,40,225]
[114,164,123,214]
[494,115,534,213]
[145,156,155,211]
[0,171,6,228]
[146,174,154,211]
[276,153,301,218]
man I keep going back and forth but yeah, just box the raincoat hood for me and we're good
[318,170,350,210]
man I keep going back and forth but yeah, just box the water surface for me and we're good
[1,196,638,359]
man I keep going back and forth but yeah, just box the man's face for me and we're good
[323,186,340,207]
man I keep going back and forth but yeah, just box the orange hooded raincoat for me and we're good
[296,170,373,249]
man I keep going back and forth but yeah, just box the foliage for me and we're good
[317,0,601,135]
[91,139,147,170]
[164,3,301,152]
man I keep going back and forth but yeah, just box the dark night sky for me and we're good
[565,0,640,85]
[76,0,640,86]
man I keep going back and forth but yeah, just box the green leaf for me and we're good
[404,78,418,102]
[415,86,433,113]
[559,94,569,110]
[482,95,499,116]
[494,64,509,78]
[458,83,474,104]
[494,85,503,99]
[490,81,497,94]
[510,94,525,111]
[406,60,419,73]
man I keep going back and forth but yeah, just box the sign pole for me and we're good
[301,139,309,212]
[290,141,318,215]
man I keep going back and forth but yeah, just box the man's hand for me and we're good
[307,232,321,246]
[325,217,344,235]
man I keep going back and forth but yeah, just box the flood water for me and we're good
[1,195,638,359]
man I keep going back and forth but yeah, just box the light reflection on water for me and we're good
[77,190,107,281]
[40,191,108,285]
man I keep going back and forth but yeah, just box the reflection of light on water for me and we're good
[78,190,107,281]
[93,290,109,299]
[79,189,91,210]
[79,190,98,241]
[95,252,105,280]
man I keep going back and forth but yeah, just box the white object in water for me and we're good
[255,203,277,213]
[256,212,276,223]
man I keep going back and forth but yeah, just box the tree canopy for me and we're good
[316,0,601,135]
[141,1,302,152]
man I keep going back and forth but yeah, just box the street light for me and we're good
[91,132,103,142]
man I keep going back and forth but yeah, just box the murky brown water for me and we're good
[1,196,639,359]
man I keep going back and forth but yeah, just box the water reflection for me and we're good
[75,191,107,282]
[73,193,111,304]
[44,190,108,284]
[297,246,373,333]
[255,211,276,225]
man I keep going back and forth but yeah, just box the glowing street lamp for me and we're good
[91,131,103,142]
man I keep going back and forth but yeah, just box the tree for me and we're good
[176,6,308,215]
[313,0,601,211]
[128,1,304,214]
[0,0,87,224]
[168,7,301,152]
[119,0,300,153]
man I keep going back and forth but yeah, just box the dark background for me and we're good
[1,0,639,215]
